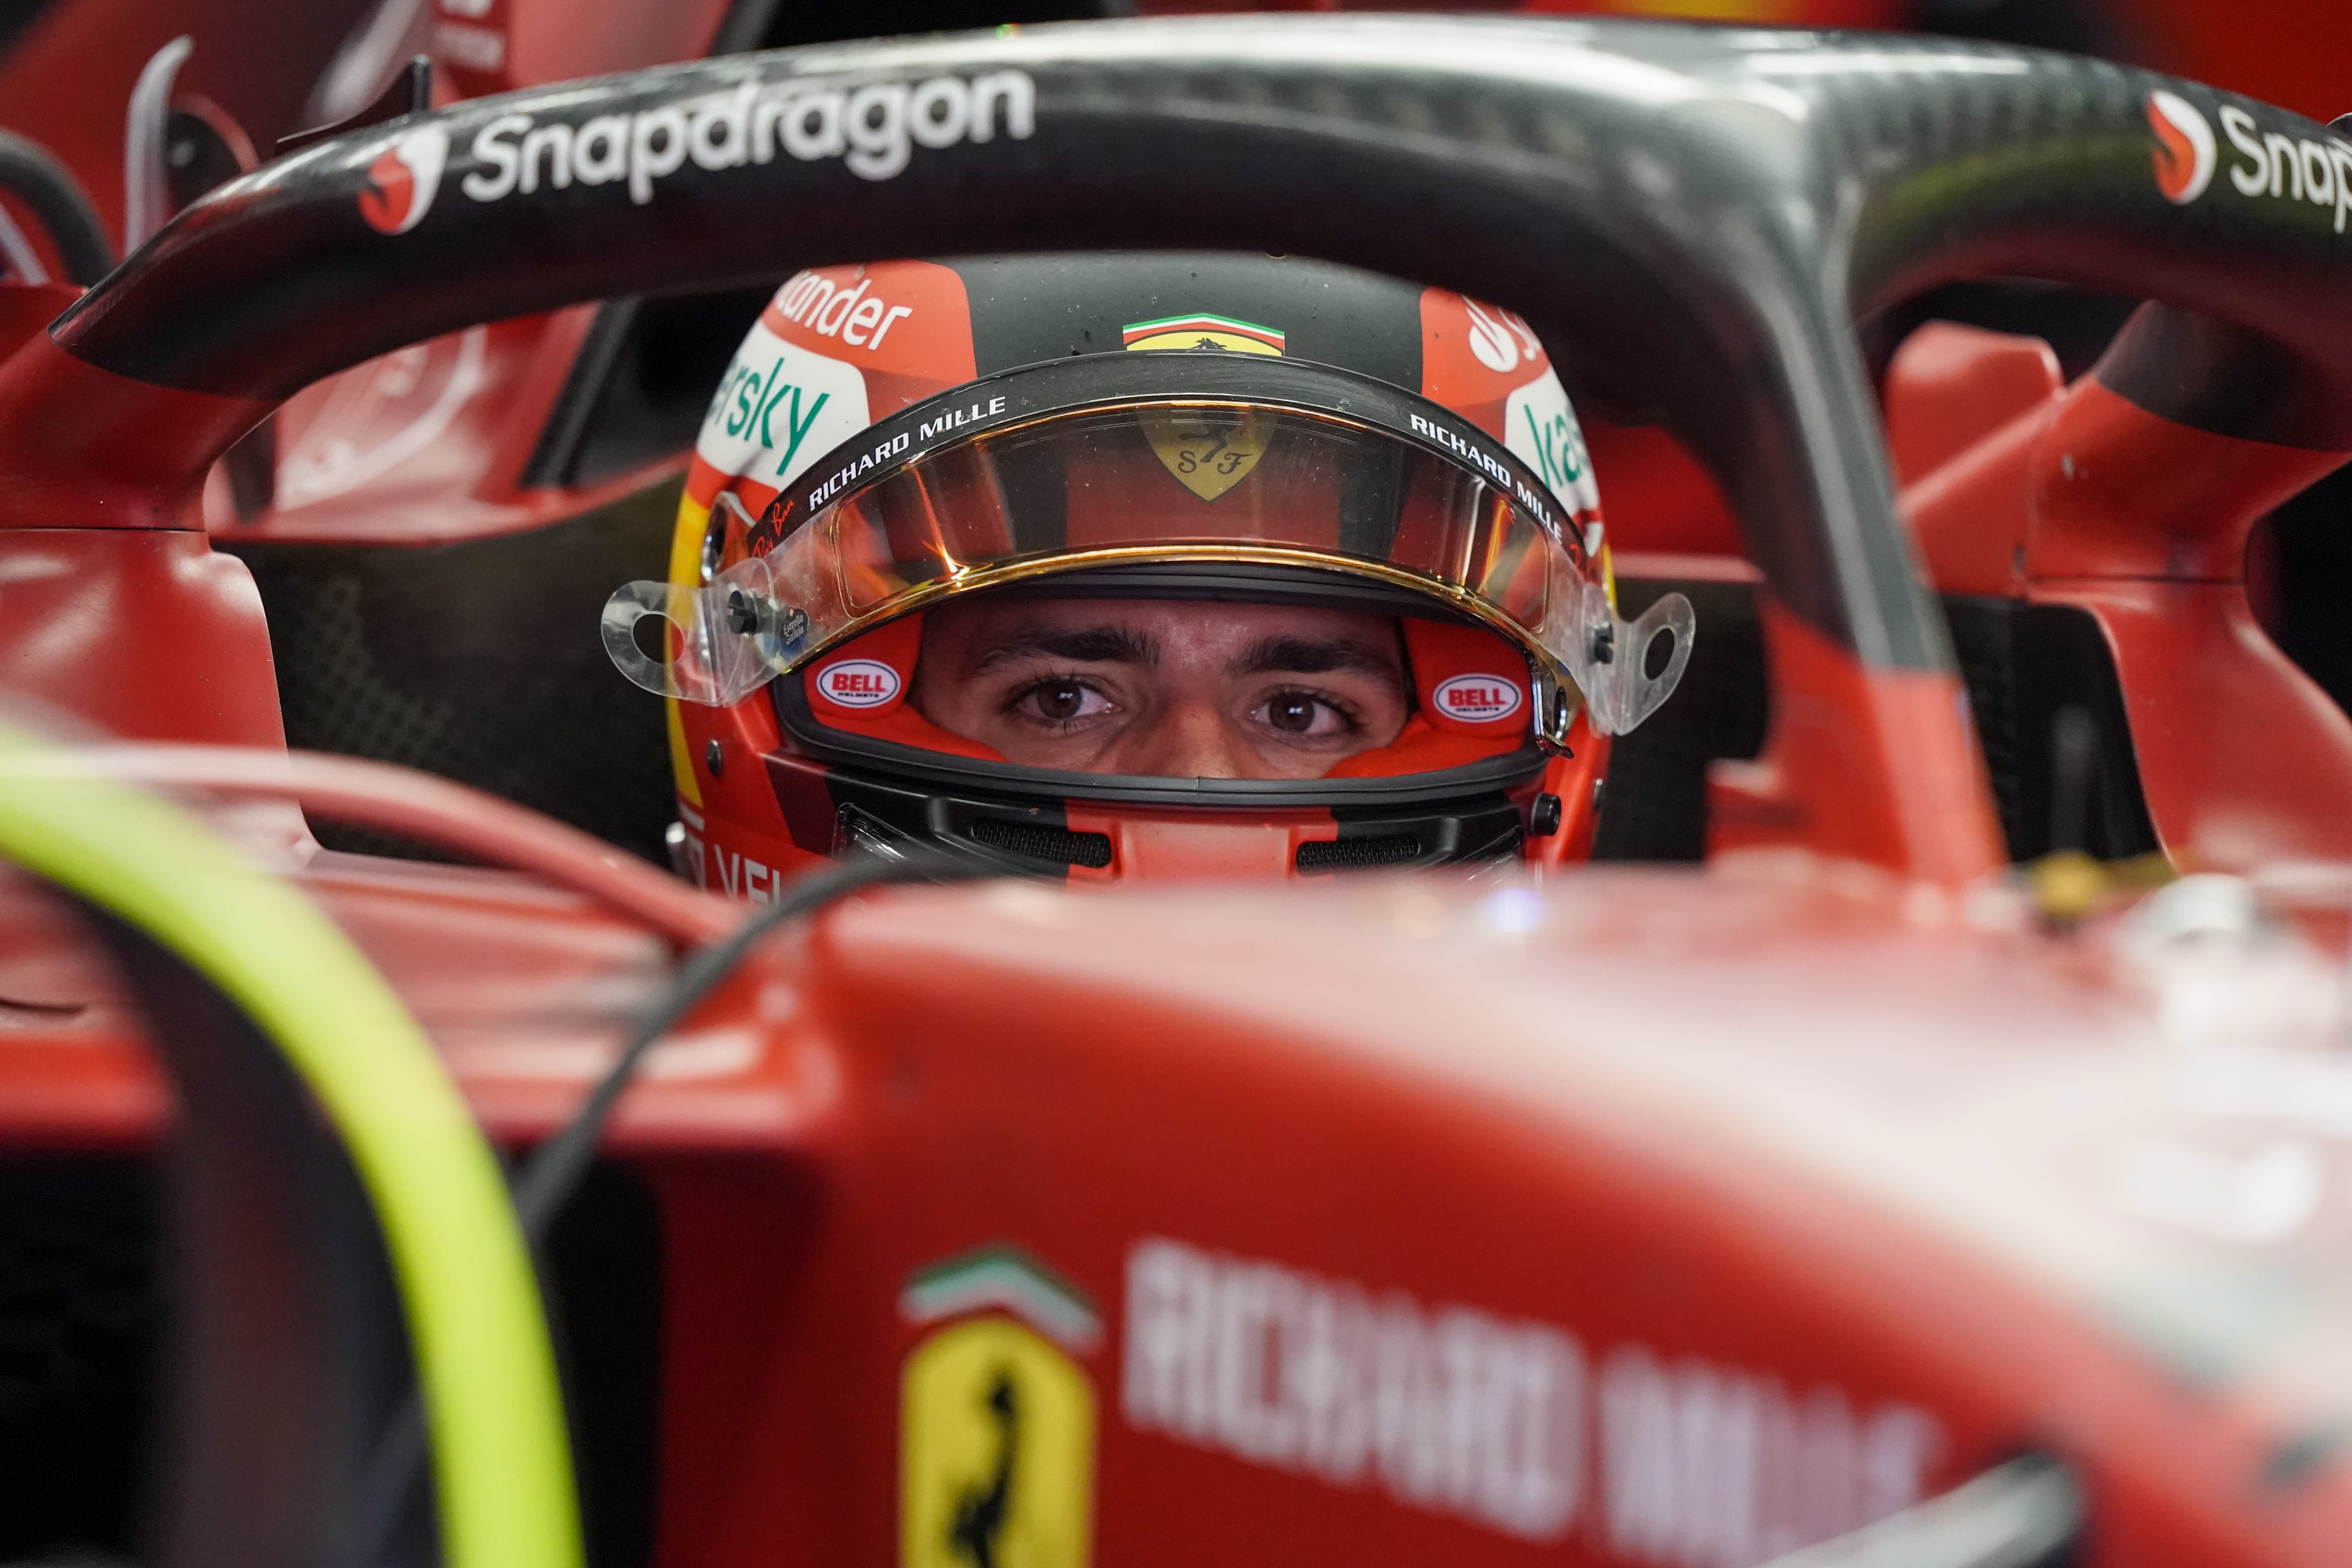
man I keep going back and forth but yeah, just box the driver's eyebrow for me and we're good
[965,625,1157,676]
[1233,635,1404,689]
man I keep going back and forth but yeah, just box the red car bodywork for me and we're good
[0,11,2349,1568]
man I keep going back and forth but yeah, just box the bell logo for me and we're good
[360,125,449,235]
[1432,673,1524,723]
[815,658,901,708]
[2148,90,2216,206]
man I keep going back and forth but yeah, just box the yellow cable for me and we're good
[0,723,581,1568]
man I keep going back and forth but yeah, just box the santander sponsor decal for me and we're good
[770,270,915,351]
[359,125,449,235]
[1462,297,1543,375]
[2147,90,2215,205]
[814,658,901,709]
[1432,673,1524,724]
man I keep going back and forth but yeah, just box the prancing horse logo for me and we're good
[900,1247,1098,1568]
[948,1371,1020,1567]
[902,1319,1093,1568]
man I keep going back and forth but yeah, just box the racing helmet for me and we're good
[604,254,1692,892]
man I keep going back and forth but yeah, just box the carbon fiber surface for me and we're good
[1592,581,1768,864]
[89,18,2352,676]
[222,481,681,863]
[1593,581,2160,864]
[0,1158,660,1568]
[0,1157,154,1563]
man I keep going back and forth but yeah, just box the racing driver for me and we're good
[603,253,1691,891]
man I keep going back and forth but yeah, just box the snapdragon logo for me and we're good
[458,68,1034,208]
[360,124,449,234]
[2217,101,2352,233]
[2147,90,2215,205]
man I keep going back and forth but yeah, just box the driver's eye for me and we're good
[1035,681,1087,722]
[1258,691,1353,738]
[1266,694,1318,733]
[1015,680,1111,725]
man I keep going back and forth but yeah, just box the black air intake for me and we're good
[1296,834,1423,872]
[967,818,1114,869]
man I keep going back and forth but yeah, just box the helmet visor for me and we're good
[606,389,1690,735]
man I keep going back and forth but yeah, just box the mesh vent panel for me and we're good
[1296,834,1423,871]
[1589,579,1768,862]
[1940,595,2158,861]
[967,818,1114,868]
[225,481,681,863]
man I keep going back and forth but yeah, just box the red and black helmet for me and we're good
[604,253,1691,893]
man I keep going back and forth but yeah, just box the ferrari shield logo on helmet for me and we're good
[901,1248,1099,1568]
[1125,315,1285,498]
[1120,313,1285,355]
[1140,409,1275,502]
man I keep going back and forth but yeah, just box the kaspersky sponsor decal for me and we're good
[455,67,1034,211]
[1124,1236,1940,1557]
[360,124,449,235]
[1121,313,1286,356]
[901,1247,1099,1568]
[2147,88,2352,233]
[1504,370,1601,520]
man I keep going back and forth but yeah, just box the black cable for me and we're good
[510,844,980,1242]
[0,130,111,285]
[348,845,985,1567]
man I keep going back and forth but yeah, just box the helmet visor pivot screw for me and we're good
[1530,792,1564,837]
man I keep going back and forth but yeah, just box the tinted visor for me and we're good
[605,362,1690,735]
